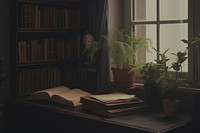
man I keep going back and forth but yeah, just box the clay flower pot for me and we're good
[163,99,180,118]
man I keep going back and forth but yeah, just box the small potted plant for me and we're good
[140,48,169,110]
[163,35,200,118]
[162,49,188,118]
[141,43,188,116]
[140,34,200,117]
[102,29,151,90]
[141,43,188,117]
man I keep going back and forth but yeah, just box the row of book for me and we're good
[18,66,61,95]
[18,66,83,96]
[18,4,80,29]
[80,93,148,118]
[18,37,80,63]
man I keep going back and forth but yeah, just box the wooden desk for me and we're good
[4,98,191,133]
[104,111,191,133]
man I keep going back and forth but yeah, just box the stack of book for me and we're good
[81,92,148,118]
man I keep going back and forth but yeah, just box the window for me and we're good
[132,0,188,72]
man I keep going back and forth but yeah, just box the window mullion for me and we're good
[157,0,160,59]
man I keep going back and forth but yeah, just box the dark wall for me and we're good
[0,0,9,103]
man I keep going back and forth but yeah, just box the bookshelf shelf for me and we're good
[18,28,82,33]
[10,0,88,96]
[18,0,82,6]
[17,59,70,67]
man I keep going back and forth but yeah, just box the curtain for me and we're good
[88,0,108,40]
[87,0,111,93]
[188,0,200,83]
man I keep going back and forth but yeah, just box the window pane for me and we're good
[160,23,188,72]
[134,25,157,64]
[133,0,156,21]
[160,0,188,20]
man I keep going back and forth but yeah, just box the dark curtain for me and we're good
[188,0,200,83]
[88,0,108,40]
[86,0,111,93]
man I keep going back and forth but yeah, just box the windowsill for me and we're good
[134,82,200,94]
[134,82,199,114]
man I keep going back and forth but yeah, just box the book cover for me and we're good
[82,103,149,118]
[81,92,148,117]
[81,96,145,110]
[89,92,138,104]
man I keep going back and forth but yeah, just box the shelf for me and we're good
[18,0,82,7]
[18,28,81,33]
[10,0,88,96]
[17,60,68,67]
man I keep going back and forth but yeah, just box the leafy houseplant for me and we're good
[141,35,200,117]
[102,29,151,89]
[141,42,188,115]
[163,35,200,118]
[164,34,200,100]
[140,45,187,115]
[162,47,188,118]
[140,48,170,110]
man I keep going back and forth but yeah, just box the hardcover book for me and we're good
[81,95,144,110]
[81,92,148,117]
[82,104,148,118]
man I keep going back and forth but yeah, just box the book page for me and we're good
[28,86,70,101]
[90,92,136,104]
[51,88,91,106]
[39,86,70,97]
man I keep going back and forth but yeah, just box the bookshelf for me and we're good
[9,0,88,97]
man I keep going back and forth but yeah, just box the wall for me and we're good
[107,0,132,81]
[108,0,131,32]
[108,0,122,32]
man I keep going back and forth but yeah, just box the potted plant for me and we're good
[163,35,200,118]
[102,29,151,90]
[140,48,169,110]
[140,44,187,116]
[141,42,188,117]
[162,48,188,118]
[140,35,200,117]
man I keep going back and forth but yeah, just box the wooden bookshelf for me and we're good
[9,0,88,97]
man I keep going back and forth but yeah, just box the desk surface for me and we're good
[14,98,192,133]
[105,111,191,133]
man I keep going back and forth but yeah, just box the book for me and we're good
[89,92,138,104]
[28,86,91,107]
[81,96,145,110]
[82,102,148,118]
[81,92,148,117]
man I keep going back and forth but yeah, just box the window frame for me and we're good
[130,0,189,82]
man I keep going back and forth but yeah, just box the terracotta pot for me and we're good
[163,99,180,118]
[111,68,136,89]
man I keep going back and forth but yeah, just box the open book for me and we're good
[28,86,91,107]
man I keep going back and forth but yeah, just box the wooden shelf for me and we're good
[9,0,88,96]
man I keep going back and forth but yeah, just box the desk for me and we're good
[4,99,191,133]
[105,111,191,133]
